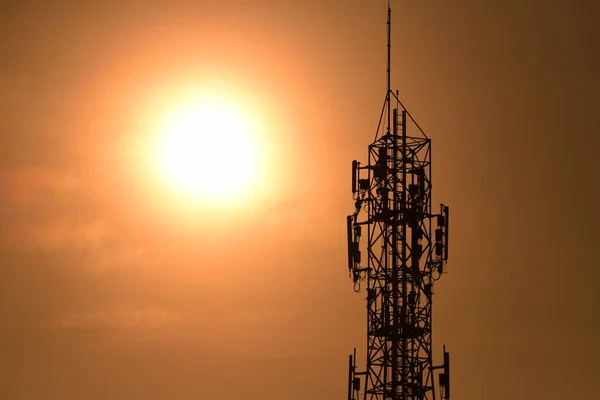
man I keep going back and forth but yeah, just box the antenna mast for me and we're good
[387,3,391,138]
[346,3,452,400]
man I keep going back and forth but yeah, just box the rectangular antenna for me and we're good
[352,160,358,193]
[444,347,451,400]
[346,215,353,270]
[347,352,353,400]
[444,205,449,260]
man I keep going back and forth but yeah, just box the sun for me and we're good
[153,96,262,202]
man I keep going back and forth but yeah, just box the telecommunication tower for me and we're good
[346,4,451,400]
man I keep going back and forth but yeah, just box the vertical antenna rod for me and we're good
[387,3,391,135]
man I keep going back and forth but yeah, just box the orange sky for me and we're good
[1,1,599,399]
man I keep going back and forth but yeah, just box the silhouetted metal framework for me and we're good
[346,5,451,400]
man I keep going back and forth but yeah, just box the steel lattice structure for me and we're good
[346,5,451,400]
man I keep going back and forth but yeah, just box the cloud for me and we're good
[1,166,87,210]
[0,166,163,276]
[1,166,104,248]
[26,219,113,251]
[58,309,180,330]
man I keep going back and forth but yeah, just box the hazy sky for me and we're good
[1,1,599,399]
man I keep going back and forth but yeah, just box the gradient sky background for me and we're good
[1,0,599,399]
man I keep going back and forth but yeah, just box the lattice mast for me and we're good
[346,4,451,400]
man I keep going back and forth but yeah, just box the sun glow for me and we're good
[153,96,263,202]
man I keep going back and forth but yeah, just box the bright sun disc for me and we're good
[154,97,261,202]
